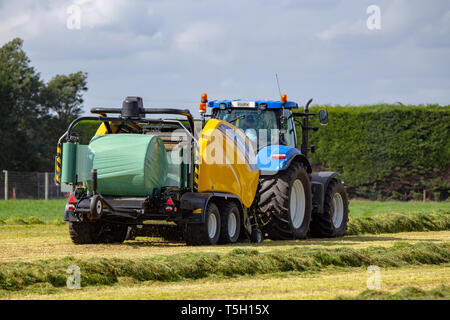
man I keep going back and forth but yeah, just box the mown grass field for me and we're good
[0,199,449,300]
[1,199,449,223]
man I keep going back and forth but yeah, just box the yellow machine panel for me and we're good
[95,122,142,135]
[197,119,260,208]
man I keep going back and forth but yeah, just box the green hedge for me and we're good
[70,120,100,144]
[300,104,450,200]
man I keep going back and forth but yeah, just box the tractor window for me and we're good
[283,109,297,148]
[214,109,279,151]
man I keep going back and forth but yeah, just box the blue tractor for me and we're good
[206,95,349,240]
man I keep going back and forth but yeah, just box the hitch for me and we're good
[89,169,102,220]
[243,207,263,243]
[88,169,137,220]
[89,194,103,220]
[92,169,98,195]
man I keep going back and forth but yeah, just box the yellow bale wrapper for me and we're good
[197,119,260,208]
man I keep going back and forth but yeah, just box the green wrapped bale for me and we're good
[88,134,168,196]
[61,143,77,184]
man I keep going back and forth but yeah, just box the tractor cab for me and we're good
[199,94,329,175]
[208,99,299,151]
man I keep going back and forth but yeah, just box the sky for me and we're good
[0,0,449,116]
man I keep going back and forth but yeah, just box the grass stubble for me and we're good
[0,201,449,299]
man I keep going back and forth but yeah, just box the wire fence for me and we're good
[0,171,66,200]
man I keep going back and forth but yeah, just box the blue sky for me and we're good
[0,0,449,116]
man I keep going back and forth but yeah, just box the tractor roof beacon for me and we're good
[56,94,349,246]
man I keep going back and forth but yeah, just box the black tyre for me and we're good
[309,179,349,238]
[69,221,128,244]
[250,228,263,243]
[219,201,241,244]
[184,202,221,246]
[69,221,101,244]
[138,224,184,242]
[90,195,102,219]
[98,223,129,243]
[257,162,312,240]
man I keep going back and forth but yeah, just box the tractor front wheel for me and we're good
[309,179,349,238]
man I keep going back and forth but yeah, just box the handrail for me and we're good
[89,107,196,137]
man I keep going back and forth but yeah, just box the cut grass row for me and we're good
[1,211,449,237]
[337,285,450,300]
[1,226,447,263]
[3,264,449,300]
[0,216,65,226]
[346,211,450,235]
[1,199,449,223]
[0,242,448,292]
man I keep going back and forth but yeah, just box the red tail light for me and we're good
[272,154,286,159]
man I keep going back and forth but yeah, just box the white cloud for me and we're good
[316,19,368,41]
[175,22,225,53]
[72,0,127,28]
[0,2,65,43]
[0,0,448,114]
[0,13,31,32]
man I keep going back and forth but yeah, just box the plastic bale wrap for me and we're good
[87,134,168,196]
[61,143,77,184]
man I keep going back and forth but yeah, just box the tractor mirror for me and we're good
[319,110,328,125]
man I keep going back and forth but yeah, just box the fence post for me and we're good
[45,172,49,200]
[45,172,48,200]
[2,170,8,200]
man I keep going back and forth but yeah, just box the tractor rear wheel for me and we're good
[309,179,349,238]
[184,202,221,245]
[257,162,312,240]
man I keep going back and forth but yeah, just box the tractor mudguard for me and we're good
[180,192,243,224]
[257,145,311,175]
[311,172,339,214]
